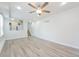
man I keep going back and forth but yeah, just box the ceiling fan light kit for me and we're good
[28,2,50,16]
[36,8,42,14]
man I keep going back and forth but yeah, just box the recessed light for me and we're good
[16,6,22,10]
[61,2,67,6]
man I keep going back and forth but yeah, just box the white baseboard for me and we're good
[33,35,79,50]
[51,40,79,50]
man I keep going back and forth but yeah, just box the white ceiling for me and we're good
[0,2,79,21]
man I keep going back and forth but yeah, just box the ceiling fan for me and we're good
[28,2,51,16]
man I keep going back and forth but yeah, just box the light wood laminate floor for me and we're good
[0,37,79,57]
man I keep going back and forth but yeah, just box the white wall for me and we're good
[4,19,27,40]
[32,7,79,49]
[0,14,5,53]
[0,14,3,37]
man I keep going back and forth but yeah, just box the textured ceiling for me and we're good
[0,2,79,21]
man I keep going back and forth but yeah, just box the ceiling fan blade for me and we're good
[29,11,35,13]
[28,3,37,9]
[42,10,50,13]
[40,2,48,9]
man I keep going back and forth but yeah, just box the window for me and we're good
[0,14,3,37]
